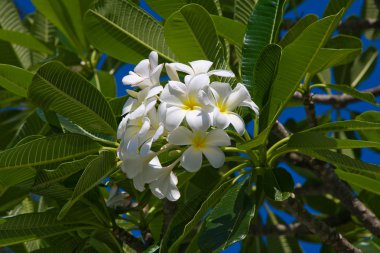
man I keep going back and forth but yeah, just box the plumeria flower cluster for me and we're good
[117,51,259,201]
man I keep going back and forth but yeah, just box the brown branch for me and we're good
[284,197,361,253]
[303,93,318,127]
[294,183,329,196]
[293,85,380,107]
[273,121,380,238]
[113,227,146,253]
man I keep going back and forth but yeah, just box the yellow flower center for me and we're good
[183,96,200,110]
[217,101,228,113]
[192,132,206,149]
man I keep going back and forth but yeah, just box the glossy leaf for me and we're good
[199,179,255,252]
[323,0,353,17]
[336,170,380,196]
[0,134,101,171]
[28,62,117,136]
[301,120,380,133]
[241,0,283,90]
[91,71,117,98]
[58,151,116,219]
[0,168,36,195]
[211,15,246,47]
[356,111,380,143]
[164,4,226,66]
[264,168,294,201]
[234,0,256,25]
[84,0,176,64]
[279,14,318,47]
[0,64,33,97]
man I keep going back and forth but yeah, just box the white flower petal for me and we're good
[166,172,180,201]
[147,85,163,98]
[187,74,210,94]
[122,97,136,115]
[134,59,150,77]
[117,117,128,139]
[165,107,187,131]
[160,85,183,107]
[149,51,158,70]
[172,62,194,75]
[208,69,235,77]
[205,129,231,146]
[186,109,210,132]
[189,60,213,74]
[198,90,211,106]
[213,109,230,129]
[225,83,249,111]
[122,72,144,86]
[165,63,180,81]
[121,157,143,178]
[181,147,203,172]
[133,173,145,192]
[241,100,260,115]
[167,126,193,145]
[227,112,246,135]
[202,147,225,168]
[210,82,232,102]
[150,64,163,85]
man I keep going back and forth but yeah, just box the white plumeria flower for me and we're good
[118,151,161,192]
[144,162,180,201]
[165,60,235,83]
[167,126,231,172]
[122,51,163,89]
[106,185,131,209]
[210,82,259,135]
[160,75,212,131]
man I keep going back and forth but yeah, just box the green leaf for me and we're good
[285,132,380,150]
[336,170,380,196]
[32,0,89,53]
[91,71,117,98]
[356,111,380,143]
[0,30,53,55]
[260,12,343,131]
[0,209,101,247]
[300,120,380,133]
[164,4,225,66]
[318,84,377,105]
[32,155,97,191]
[241,0,284,90]
[199,179,255,252]
[279,14,318,47]
[0,167,36,195]
[309,35,362,75]
[253,44,282,112]
[84,0,176,64]
[58,151,116,219]
[145,0,221,19]
[264,168,294,201]
[109,95,129,117]
[169,179,234,253]
[0,0,32,68]
[298,149,380,178]
[0,64,33,97]
[323,0,353,17]
[211,15,245,47]
[234,0,256,25]
[363,0,380,40]
[28,61,117,136]
[0,134,101,171]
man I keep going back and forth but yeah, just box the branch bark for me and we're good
[113,227,146,252]
[283,197,362,253]
[293,85,380,107]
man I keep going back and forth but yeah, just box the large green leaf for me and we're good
[91,71,116,98]
[0,134,101,171]
[58,151,116,219]
[164,4,225,66]
[211,15,245,47]
[0,0,31,68]
[260,12,342,131]
[336,170,380,196]
[253,44,282,113]
[234,0,256,25]
[263,168,294,201]
[363,0,380,40]
[241,0,283,90]
[32,0,90,54]
[0,30,53,55]
[300,120,380,133]
[145,0,221,18]
[279,14,318,47]
[32,155,97,191]
[169,179,234,253]
[0,167,36,195]
[323,0,353,17]
[28,61,117,136]
[84,0,176,64]
[0,64,34,97]
[356,111,380,143]
[0,209,102,247]
[199,179,255,252]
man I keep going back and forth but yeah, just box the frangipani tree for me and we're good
[0,0,379,252]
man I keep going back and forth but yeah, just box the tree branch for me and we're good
[293,85,380,107]
[273,121,380,238]
[161,199,177,239]
[113,227,146,252]
[284,197,361,253]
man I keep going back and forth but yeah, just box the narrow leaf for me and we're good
[0,30,53,55]
[0,64,33,97]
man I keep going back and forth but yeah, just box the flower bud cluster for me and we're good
[117,51,259,201]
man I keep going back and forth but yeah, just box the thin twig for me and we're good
[284,197,361,253]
